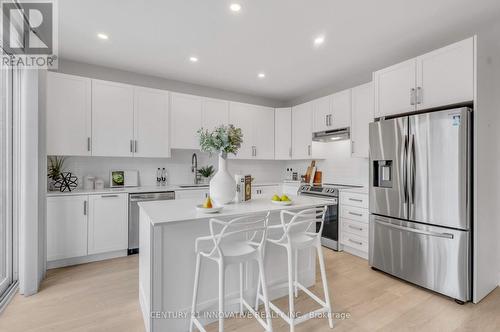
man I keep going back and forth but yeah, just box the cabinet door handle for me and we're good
[289,147,292,158]
[101,194,119,198]
[348,198,363,202]
[348,238,363,246]
[307,145,311,156]
[351,141,355,154]
[410,88,416,105]
[325,115,328,126]
[348,225,363,231]
[348,211,363,217]
[254,146,257,157]
[134,140,138,153]
[87,137,91,152]
[83,200,87,215]
[130,140,134,153]
[328,114,332,126]
[417,87,423,104]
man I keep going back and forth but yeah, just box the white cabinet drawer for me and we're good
[341,219,368,238]
[341,205,368,224]
[341,232,368,253]
[341,192,368,209]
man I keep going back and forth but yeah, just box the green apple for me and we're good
[272,194,281,201]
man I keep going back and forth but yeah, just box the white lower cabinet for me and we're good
[47,193,128,266]
[47,195,88,261]
[88,194,128,255]
[339,190,369,259]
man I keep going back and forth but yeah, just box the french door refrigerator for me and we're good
[369,107,471,302]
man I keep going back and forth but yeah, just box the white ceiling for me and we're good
[59,0,500,102]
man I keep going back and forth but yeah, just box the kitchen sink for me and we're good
[178,184,209,188]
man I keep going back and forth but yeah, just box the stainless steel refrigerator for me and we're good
[369,107,471,302]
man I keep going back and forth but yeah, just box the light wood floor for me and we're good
[0,250,499,332]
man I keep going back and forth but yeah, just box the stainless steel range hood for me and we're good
[312,127,350,142]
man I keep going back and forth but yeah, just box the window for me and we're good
[0,54,16,303]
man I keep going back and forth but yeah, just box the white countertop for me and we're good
[46,182,281,197]
[139,196,334,226]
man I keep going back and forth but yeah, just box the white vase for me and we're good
[210,154,236,205]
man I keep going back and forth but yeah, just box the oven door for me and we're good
[311,197,339,251]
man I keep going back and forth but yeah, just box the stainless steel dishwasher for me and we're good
[128,191,175,255]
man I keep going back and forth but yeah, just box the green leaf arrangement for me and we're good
[197,165,215,178]
[197,124,243,158]
[47,156,66,181]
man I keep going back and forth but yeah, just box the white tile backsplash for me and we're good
[55,150,287,188]
[285,141,369,186]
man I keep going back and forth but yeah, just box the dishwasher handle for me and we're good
[129,192,175,202]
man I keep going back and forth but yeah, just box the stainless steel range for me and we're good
[299,183,362,251]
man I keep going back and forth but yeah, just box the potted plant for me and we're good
[197,165,215,184]
[47,156,66,191]
[198,124,243,204]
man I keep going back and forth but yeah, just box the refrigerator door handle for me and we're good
[373,218,454,239]
[410,134,416,205]
[401,134,408,203]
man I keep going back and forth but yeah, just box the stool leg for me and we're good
[218,260,225,332]
[286,245,295,332]
[189,254,201,332]
[239,262,244,315]
[254,275,261,310]
[294,249,298,298]
[257,251,273,332]
[316,243,333,329]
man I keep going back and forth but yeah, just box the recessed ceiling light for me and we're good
[314,35,325,46]
[97,33,109,40]
[230,3,242,12]
[258,72,266,79]
[189,56,199,63]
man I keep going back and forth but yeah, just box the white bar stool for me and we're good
[189,212,273,332]
[255,207,333,331]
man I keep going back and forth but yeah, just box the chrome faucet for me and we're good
[191,153,199,184]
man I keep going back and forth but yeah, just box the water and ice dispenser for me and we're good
[373,160,393,188]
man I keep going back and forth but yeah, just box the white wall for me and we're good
[57,150,287,188]
[55,59,285,108]
[285,141,369,186]
[474,20,500,299]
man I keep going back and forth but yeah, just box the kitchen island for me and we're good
[138,196,334,332]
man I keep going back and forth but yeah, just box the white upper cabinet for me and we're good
[170,92,202,149]
[134,87,170,158]
[374,37,475,118]
[92,80,135,157]
[46,72,91,156]
[331,89,351,129]
[47,195,88,261]
[252,105,275,160]
[373,59,417,118]
[87,194,128,255]
[312,95,331,132]
[291,101,313,159]
[351,82,374,158]
[201,98,229,131]
[229,102,274,159]
[416,37,474,110]
[274,108,292,160]
[229,102,254,159]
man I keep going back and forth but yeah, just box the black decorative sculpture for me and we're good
[53,172,78,192]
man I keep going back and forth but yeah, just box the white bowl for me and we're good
[271,200,292,206]
[196,205,223,213]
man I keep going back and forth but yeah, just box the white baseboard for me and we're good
[47,250,128,269]
[342,245,368,260]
